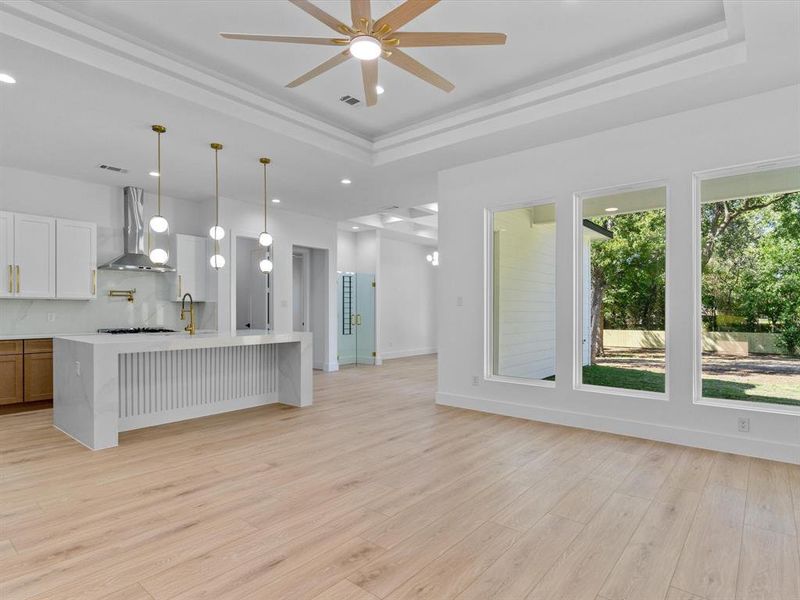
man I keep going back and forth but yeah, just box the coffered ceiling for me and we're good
[41,0,726,139]
[0,1,798,221]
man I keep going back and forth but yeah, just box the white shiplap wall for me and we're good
[494,209,556,380]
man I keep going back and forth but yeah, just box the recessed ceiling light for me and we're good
[0,73,16,84]
[340,178,352,185]
[376,85,385,95]
[351,226,360,230]
[605,207,619,212]
[271,198,281,204]
[149,171,160,177]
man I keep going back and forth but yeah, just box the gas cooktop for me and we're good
[97,327,176,335]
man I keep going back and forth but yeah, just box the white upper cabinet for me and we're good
[0,212,13,298]
[56,219,97,299]
[173,234,208,302]
[13,213,56,299]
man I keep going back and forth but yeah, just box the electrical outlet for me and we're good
[74,361,81,376]
[737,417,750,433]
[47,312,56,322]
[472,375,480,386]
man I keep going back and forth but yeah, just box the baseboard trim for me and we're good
[381,348,438,360]
[435,392,799,464]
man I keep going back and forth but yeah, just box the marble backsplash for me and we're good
[0,269,217,336]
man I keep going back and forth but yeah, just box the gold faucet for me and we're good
[180,293,196,335]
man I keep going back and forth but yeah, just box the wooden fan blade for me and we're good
[351,0,371,27]
[374,0,439,33]
[383,48,454,92]
[361,59,378,107]
[392,32,507,47]
[287,51,351,88]
[288,0,350,33]
[221,33,345,45]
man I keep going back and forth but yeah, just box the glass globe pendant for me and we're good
[259,258,273,273]
[209,142,225,269]
[258,232,273,248]
[210,254,226,269]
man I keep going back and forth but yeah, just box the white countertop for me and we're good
[0,332,96,341]
[54,329,309,352]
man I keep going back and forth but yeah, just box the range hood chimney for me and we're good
[99,187,175,272]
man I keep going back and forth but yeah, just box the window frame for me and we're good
[692,156,800,416]
[572,179,671,401]
[484,198,558,388]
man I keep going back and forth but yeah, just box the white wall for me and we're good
[377,236,438,360]
[309,248,328,369]
[0,166,216,334]
[336,231,357,273]
[437,84,800,463]
[217,196,339,371]
[494,211,556,379]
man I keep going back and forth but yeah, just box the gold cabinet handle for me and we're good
[7,265,12,294]
[92,269,97,295]
[178,274,182,299]
[15,265,20,293]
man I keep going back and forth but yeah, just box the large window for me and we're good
[577,185,667,395]
[489,203,557,383]
[698,163,800,407]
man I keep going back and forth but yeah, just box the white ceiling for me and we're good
[43,0,726,139]
[0,1,798,222]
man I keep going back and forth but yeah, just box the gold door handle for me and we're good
[7,265,12,293]
[92,269,97,295]
[15,265,20,293]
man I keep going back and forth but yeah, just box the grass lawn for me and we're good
[582,364,800,406]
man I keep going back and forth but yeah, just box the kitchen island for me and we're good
[53,330,312,449]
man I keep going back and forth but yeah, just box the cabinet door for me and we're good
[0,212,13,298]
[175,234,207,302]
[0,355,23,405]
[13,213,56,298]
[23,353,53,402]
[56,219,97,299]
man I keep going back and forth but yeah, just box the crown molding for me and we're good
[2,0,748,167]
[0,0,374,163]
[371,18,746,164]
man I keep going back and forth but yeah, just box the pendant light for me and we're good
[258,157,274,274]
[209,142,226,269]
[148,125,169,265]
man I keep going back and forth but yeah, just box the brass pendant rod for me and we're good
[210,142,223,260]
[152,125,166,216]
[260,157,271,233]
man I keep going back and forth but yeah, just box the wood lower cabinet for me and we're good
[24,353,53,401]
[0,338,52,406]
[0,354,23,404]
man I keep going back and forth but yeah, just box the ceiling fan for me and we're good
[220,0,507,106]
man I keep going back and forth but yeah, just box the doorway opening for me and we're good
[293,245,330,370]
[235,235,271,331]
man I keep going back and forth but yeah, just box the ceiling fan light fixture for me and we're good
[349,35,381,60]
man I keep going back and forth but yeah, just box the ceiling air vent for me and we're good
[340,95,360,106]
[97,164,129,174]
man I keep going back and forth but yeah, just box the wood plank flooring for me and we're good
[1,355,798,600]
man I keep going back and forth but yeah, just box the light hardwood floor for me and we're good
[1,355,798,600]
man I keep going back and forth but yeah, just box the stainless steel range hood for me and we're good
[99,186,175,272]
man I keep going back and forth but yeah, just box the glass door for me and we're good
[337,272,375,366]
